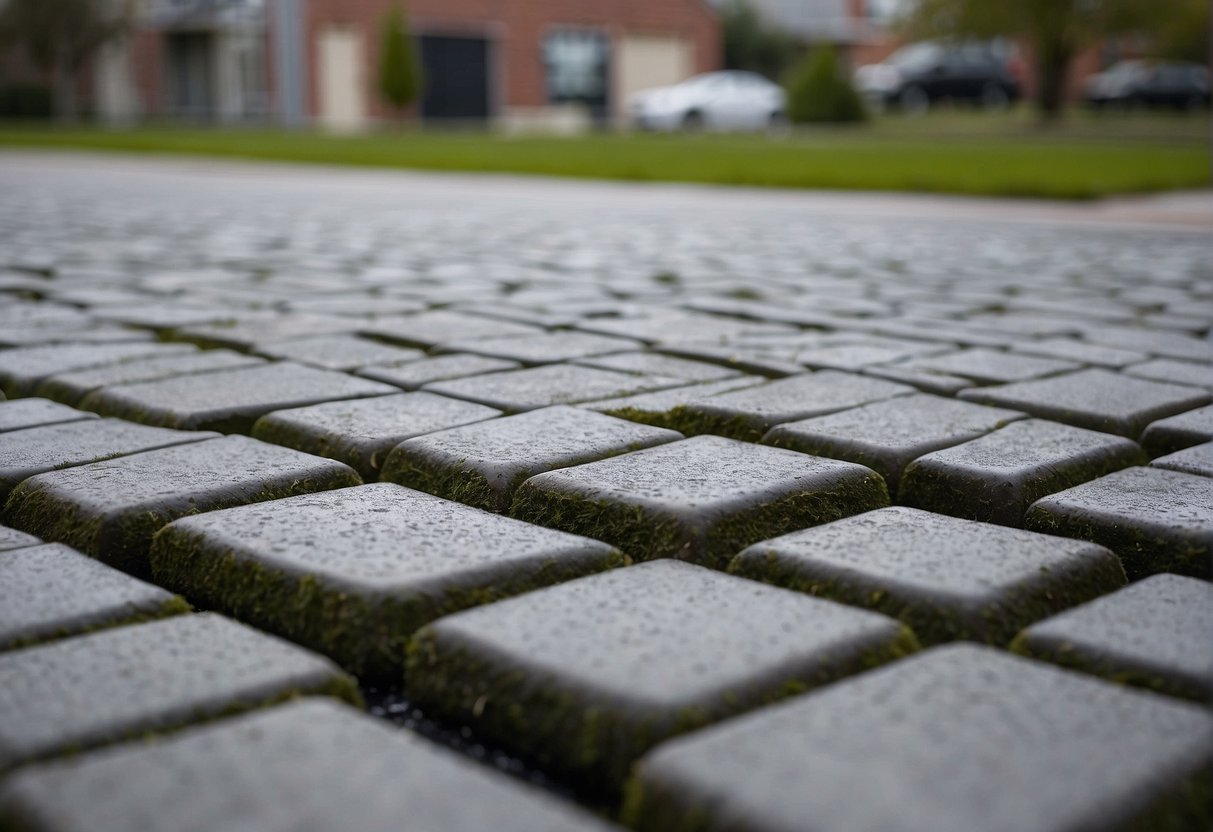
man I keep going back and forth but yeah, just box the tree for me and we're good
[1147,0,1210,63]
[784,45,867,124]
[721,0,798,81]
[899,0,1157,121]
[0,0,133,120]
[377,3,422,117]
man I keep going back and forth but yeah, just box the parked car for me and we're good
[628,71,787,132]
[856,41,1020,114]
[1084,61,1211,110]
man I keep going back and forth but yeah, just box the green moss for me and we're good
[380,451,506,512]
[251,418,378,480]
[149,525,625,680]
[660,404,767,442]
[405,622,917,792]
[510,472,889,571]
[730,548,1127,647]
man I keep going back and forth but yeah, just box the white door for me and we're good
[618,35,693,119]
[318,26,366,132]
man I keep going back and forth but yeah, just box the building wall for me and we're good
[303,0,720,123]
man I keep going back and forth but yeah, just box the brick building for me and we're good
[89,0,720,128]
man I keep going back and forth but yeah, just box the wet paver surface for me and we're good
[0,153,1210,831]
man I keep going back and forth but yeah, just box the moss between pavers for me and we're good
[511,472,889,572]
[149,526,627,680]
[1009,634,1210,704]
[1025,505,1209,580]
[382,455,530,513]
[729,548,1127,647]
[900,446,1146,528]
[404,622,918,792]
[250,417,379,481]
[2,472,362,578]
[658,404,768,442]
[0,595,193,653]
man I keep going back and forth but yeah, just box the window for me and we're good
[544,30,609,119]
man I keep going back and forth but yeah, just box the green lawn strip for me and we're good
[0,126,1208,199]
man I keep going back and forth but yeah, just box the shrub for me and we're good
[378,4,422,114]
[784,45,867,124]
[0,84,54,118]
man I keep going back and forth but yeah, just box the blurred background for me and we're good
[0,0,1208,198]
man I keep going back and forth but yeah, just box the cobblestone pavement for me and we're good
[0,152,1211,832]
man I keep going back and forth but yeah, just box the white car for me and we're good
[629,71,787,132]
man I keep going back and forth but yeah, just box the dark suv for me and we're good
[856,42,1020,114]
[1084,61,1211,110]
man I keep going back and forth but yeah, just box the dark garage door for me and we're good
[420,35,490,121]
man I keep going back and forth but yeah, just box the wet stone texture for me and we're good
[80,361,398,434]
[0,543,189,651]
[1,157,1211,830]
[383,406,683,511]
[1140,404,1213,456]
[250,391,500,480]
[959,368,1211,438]
[0,399,96,433]
[763,394,1025,498]
[900,419,1146,527]
[625,644,1213,832]
[34,349,265,406]
[672,371,914,441]
[407,560,916,790]
[512,435,889,569]
[0,699,620,832]
[0,418,217,501]
[731,507,1126,646]
[149,484,623,679]
[1013,574,1213,703]
[1026,466,1213,579]
[0,613,358,774]
[1150,441,1213,479]
[3,435,360,576]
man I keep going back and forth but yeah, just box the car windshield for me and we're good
[886,43,942,71]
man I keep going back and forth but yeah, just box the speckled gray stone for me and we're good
[363,310,543,349]
[1124,358,1213,391]
[900,419,1145,527]
[674,371,914,441]
[173,313,358,350]
[80,362,397,433]
[3,435,360,575]
[34,350,265,406]
[625,644,1213,832]
[251,392,500,480]
[0,399,96,433]
[763,394,1025,497]
[894,347,1080,385]
[383,406,682,511]
[579,377,765,430]
[0,343,193,397]
[1013,574,1213,703]
[424,365,681,412]
[859,363,974,396]
[0,613,358,773]
[959,368,1211,438]
[407,560,915,788]
[0,543,188,651]
[731,507,1125,646]
[253,335,425,371]
[1151,442,1213,478]
[0,419,217,501]
[794,341,947,372]
[511,435,889,569]
[439,331,639,365]
[1141,404,1213,456]
[357,353,521,389]
[0,526,40,551]
[1082,327,1213,363]
[1026,466,1213,579]
[150,484,623,678]
[576,351,742,382]
[0,699,618,832]
[1011,338,1149,369]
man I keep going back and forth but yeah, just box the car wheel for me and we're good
[682,110,705,132]
[767,111,789,135]
[981,83,1010,111]
[900,85,930,116]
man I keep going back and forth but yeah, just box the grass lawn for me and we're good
[1,112,1208,200]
